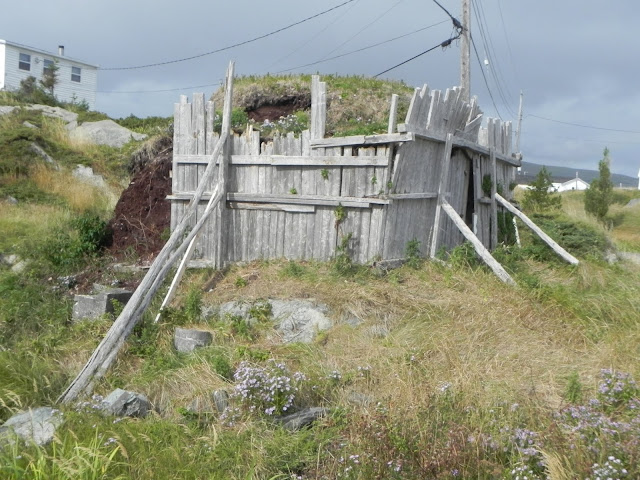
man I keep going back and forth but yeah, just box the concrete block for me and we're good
[72,286,133,321]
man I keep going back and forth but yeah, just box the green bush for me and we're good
[525,214,607,260]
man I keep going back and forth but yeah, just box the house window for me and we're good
[19,53,31,71]
[43,59,54,74]
[71,66,81,83]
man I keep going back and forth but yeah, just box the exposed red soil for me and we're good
[107,147,172,263]
[247,104,299,123]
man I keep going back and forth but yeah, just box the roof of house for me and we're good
[0,39,99,68]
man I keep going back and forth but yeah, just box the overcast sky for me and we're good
[2,0,639,177]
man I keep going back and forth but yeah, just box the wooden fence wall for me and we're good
[170,77,521,267]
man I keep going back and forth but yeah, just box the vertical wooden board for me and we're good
[415,84,432,130]
[404,87,422,126]
[369,205,383,260]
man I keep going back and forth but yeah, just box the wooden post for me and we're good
[442,199,515,285]
[57,62,236,404]
[430,133,453,258]
[460,0,471,102]
[310,75,326,140]
[490,147,498,249]
[495,193,579,265]
[388,94,398,134]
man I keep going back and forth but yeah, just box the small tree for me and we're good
[522,166,562,212]
[40,60,59,95]
[584,147,613,224]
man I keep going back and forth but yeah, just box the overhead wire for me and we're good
[470,0,516,117]
[317,0,404,60]
[265,0,361,70]
[470,33,502,119]
[100,22,448,93]
[100,0,357,71]
[527,114,640,135]
[276,21,448,74]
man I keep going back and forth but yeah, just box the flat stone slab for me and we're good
[218,299,333,344]
[72,165,108,189]
[276,407,329,431]
[174,328,213,353]
[101,389,150,417]
[0,407,64,446]
[68,119,147,148]
[72,286,133,321]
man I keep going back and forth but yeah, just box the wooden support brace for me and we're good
[495,193,579,265]
[441,199,516,285]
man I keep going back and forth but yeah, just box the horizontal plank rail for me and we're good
[441,199,516,285]
[396,124,521,167]
[495,193,579,265]
[168,192,390,208]
[174,154,390,167]
[310,132,413,148]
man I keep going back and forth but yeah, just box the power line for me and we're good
[470,34,502,119]
[98,82,222,94]
[318,0,404,61]
[276,21,448,74]
[100,0,357,71]
[374,32,461,78]
[98,23,447,94]
[527,114,640,134]
[431,0,462,30]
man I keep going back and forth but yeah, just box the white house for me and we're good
[556,177,589,192]
[0,39,98,110]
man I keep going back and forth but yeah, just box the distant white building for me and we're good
[0,39,98,110]
[556,177,589,192]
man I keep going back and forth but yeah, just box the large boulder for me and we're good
[0,407,64,446]
[69,120,147,148]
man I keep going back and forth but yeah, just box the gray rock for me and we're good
[625,198,640,208]
[270,299,332,344]
[29,142,57,167]
[11,260,28,274]
[0,106,17,116]
[218,299,333,343]
[604,251,618,264]
[72,286,133,321]
[101,389,150,417]
[1,254,20,266]
[68,120,147,148]
[346,391,374,407]
[212,390,229,413]
[276,407,329,431]
[27,105,78,124]
[187,395,214,414]
[72,165,108,189]
[23,121,38,129]
[0,407,64,446]
[618,251,640,265]
[174,328,213,353]
[6,196,18,205]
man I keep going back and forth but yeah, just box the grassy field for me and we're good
[2,85,640,479]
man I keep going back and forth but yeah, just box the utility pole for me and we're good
[515,91,524,153]
[460,0,471,102]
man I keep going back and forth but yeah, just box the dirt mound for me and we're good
[108,144,172,262]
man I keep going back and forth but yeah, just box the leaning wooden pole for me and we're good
[441,199,516,286]
[57,62,235,404]
[495,193,579,265]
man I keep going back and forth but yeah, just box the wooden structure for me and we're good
[169,76,531,272]
[59,64,578,404]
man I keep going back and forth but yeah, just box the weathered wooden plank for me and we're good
[310,132,413,148]
[441,200,516,285]
[404,87,422,126]
[430,133,453,258]
[388,192,438,200]
[228,202,314,213]
[495,194,579,265]
[226,193,388,206]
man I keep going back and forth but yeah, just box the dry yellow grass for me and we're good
[30,164,117,212]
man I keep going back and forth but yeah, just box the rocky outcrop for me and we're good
[69,120,147,148]
[0,407,64,446]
